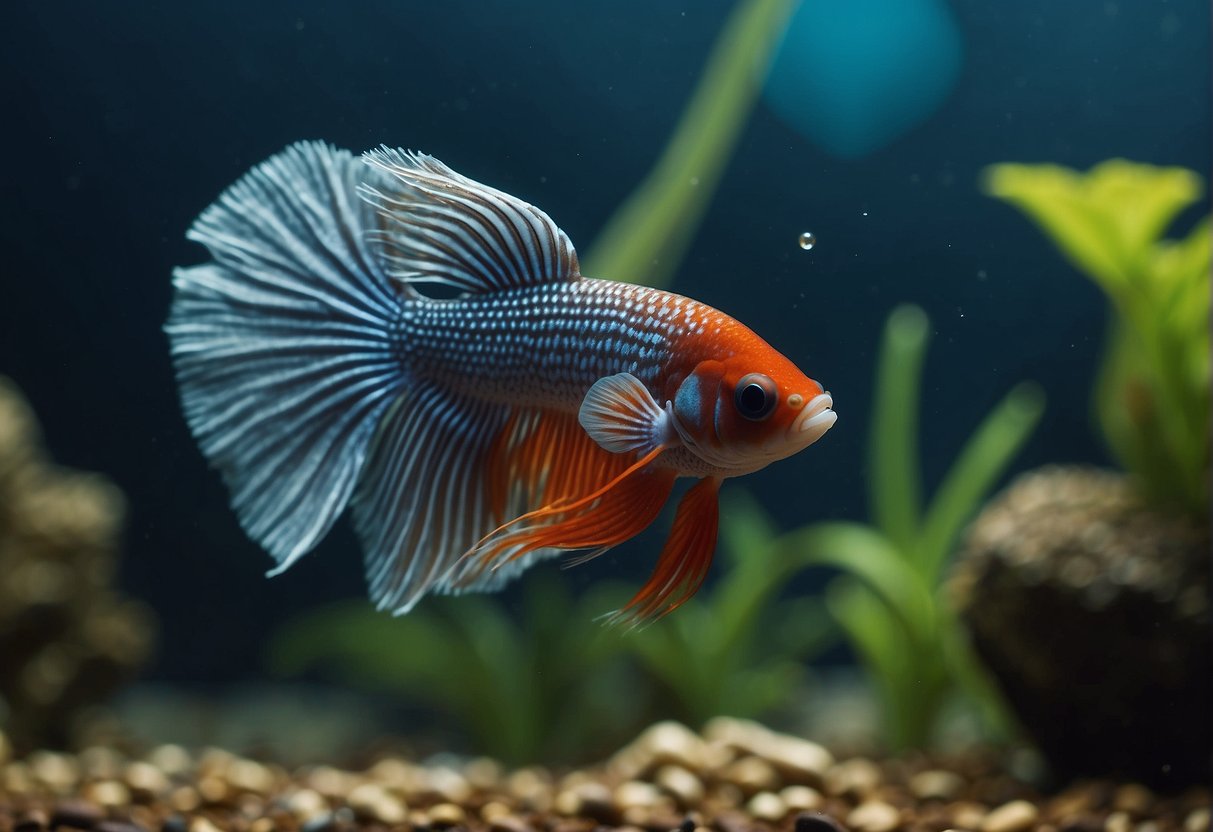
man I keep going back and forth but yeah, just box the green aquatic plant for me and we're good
[776,305,1044,749]
[983,160,1210,517]
[582,0,797,287]
[619,491,837,727]
[269,572,645,765]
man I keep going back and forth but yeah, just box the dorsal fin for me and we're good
[360,147,580,294]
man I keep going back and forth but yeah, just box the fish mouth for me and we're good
[790,392,836,446]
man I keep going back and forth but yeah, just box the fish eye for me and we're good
[734,373,778,421]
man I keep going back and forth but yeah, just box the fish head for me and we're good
[668,349,835,476]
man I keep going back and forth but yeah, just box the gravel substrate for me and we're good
[0,721,1207,832]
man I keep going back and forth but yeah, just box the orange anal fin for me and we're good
[461,447,676,582]
[606,476,721,628]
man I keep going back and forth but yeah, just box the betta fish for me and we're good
[167,142,835,625]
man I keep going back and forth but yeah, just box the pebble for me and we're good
[910,770,965,801]
[616,780,664,809]
[1185,809,1211,832]
[346,782,405,825]
[825,759,883,799]
[611,722,709,779]
[428,802,468,827]
[50,799,104,829]
[489,816,535,832]
[167,786,201,813]
[1112,785,1154,817]
[721,756,780,794]
[145,746,192,778]
[848,800,901,832]
[32,753,80,793]
[187,819,222,832]
[15,810,48,832]
[782,786,824,813]
[762,737,834,785]
[981,800,1039,832]
[283,788,328,821]
[951,802,991,830]
[656,766,705,807]
[795,813,847,832]
[124,762,170,800]
[1104,813,1131,832]
[747,792,787,822]
[226,759,276,795]
[95,822,148,832]
[84,780,131,809]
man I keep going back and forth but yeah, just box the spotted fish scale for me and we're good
[407,281,717,406]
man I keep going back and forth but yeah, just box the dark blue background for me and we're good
[2,1,1208,683]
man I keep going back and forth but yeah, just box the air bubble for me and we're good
[798,231,817,250]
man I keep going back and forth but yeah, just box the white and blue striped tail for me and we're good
[166,141,412,574]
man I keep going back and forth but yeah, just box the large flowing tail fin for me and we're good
[166,141,411,573]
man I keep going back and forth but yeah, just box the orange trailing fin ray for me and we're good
[605,476,722,628]
[455,445,676,587]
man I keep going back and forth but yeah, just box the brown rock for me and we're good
[980,801,1037,832]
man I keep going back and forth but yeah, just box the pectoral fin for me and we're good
[579,373,674,455]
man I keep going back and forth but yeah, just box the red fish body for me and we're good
[167,142,835,623]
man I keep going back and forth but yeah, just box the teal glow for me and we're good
[764,0,963,158]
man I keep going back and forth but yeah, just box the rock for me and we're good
[950,466,1211,788]
[720,757,779,795]
[346,782,406,825]
[611,722,710,780]
[50,799,103,829]
[781,787,824,813]
[1183,809,1210,832]
[489,816,535,832]
[794,813,847,832]
[747,793,787,822]
[124,762,170,800]
[847,801,900,832]
[427,802,468,827]
[909,771,964,802]
[825,760,883,799]
[980,800,1038,832]
[656,766,705,807]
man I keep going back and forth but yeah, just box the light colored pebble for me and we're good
[507,767,553,810]
[616,780,664,808]
[848,800,901,832]
[780,785,823,812]
[747,792,788,822]
[29,751,79,792]
[125,761,170,797]
[227,759,275,794]
[656,765,704,806]
[146,745,192,777]
[249,818,275,832]
[79,746,125,779]
[197,774,229,803]
[611,721,709,778]
[189,818,223,832]
[425,766,472,803]
[284,787,328,821]
[348,782,406,825]
[763,736,834,783]
[825,758,883,798]
[489,816,535,832]
[85,779,132,808]
[307,766,354,798]
[2,762,33,794]
[981,800,1038,832]
[1106,812,1131,832]
[169,785,201,812]
[1185,808,1211,832]
[910,770,964,801]
[1112,784,1154,816]
[722,756,780,793]
[465,757,504,790]
[428,802,468,827]
[481,801,513,822]
[951,802,990,831]
[1136,822,1160,832]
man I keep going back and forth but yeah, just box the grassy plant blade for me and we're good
[827,579,921,749]
[581,0,796,287]
[917,381,1045,581]
[870,305,929,553]
[779,522,935,638]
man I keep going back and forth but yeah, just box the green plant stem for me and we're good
[870,304,929,552]
[581,0,797,287]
